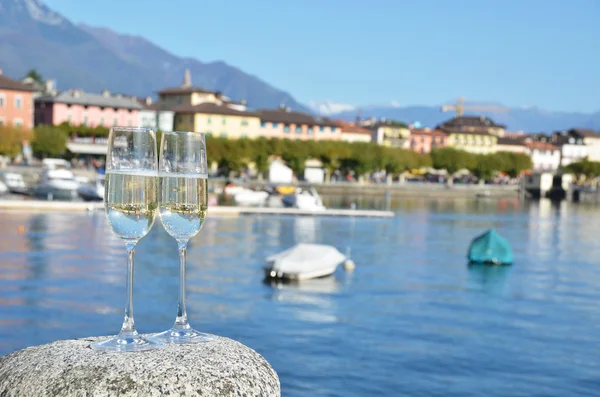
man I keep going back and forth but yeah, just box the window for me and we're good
[284,125,290,133]
[83,115,88,126]
[100,117,104,126]
[261,121,267,128]
[241,119,248,127]
[241,133,247,138]
[331,127,338,133]
[296,126,302,134]
[128,119,132,126]
[0,94,5,107]
[220,132,227,138]
[67,112,72,123]
[13,118,23,127]
[15,95,22,109]
[222,118,227,125]
[113,119,117,126]
[189,115,193,123]
[320,126,325,132]
[207,116,212,124]
[308,127,314,135]
[272,122,279,128]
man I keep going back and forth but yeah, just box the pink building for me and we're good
[35,90,142,128]
[258,108,342,141]
[409,128,448,153]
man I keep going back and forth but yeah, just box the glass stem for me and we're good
[174,241,190,329]
[119,243,137,336]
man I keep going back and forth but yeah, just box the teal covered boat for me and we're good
[468,229,513,265]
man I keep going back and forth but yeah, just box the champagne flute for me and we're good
[149,131,214,344]
[91,127,161,352]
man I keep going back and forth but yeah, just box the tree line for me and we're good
[1,124,533,178]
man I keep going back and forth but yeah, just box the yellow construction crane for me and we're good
[441,97,509,117]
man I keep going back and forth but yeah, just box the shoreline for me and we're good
[0,200,394,217]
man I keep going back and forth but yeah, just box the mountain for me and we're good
[0,0,308,111]
[316,101,600,132]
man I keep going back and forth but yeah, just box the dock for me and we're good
[0,200,395,218]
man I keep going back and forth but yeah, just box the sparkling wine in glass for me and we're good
[149,131,214,344]
[91,127,162,352]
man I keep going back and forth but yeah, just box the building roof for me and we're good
[497,137,526,146]
[37,90,143,110]
[172,102,257,117]
[257,108,337,127]
[442,129,494,137]
[410,128,448,136]
[0,74,37,92]
[437,115,506,130]
[158,86,214,95]
[569,128,599,138]
[334,121,372,135]
[526,141,559,151]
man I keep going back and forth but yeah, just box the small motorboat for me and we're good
[0,180,8,195]
[234,188,269,206]
[282,187,325,211]
[264,243,346,280]
[77,172,105,202]
[33,159,79,201]
[0,172,28,194]
[468,229,513,265]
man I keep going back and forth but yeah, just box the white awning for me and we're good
[66,142,108,155]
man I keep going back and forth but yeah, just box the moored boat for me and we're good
[468,229,513,265]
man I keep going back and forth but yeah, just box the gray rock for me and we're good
[0,336,280,397]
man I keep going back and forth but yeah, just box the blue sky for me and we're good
[46,0,600,112]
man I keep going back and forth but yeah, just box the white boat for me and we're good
[33,160,79,200]
[0,180,8,195]
[0,172,28,194]
[224,184,246,196]
[282,187,326,211]
[264,243,346,280]
[77,173,106,201]
[234,188,269,206]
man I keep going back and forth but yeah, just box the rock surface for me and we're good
[0,336,280,397]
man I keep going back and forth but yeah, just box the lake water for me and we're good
[2,198,600,396]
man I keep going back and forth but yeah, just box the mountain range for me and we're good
[0,0,598,132]
[0,0,308,111]
[308,101,600,133]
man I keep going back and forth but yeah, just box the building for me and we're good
[158,69,247,111]
[258,108,341,141]
[137,97,174,132]
[35,90,143,128]
[369,122,410,148]
[566,128,600,161]
[550,131,588,166]
[437,115,506,137]
[334,121,372,143]
[496,137,527,153]
[526,141,560,171]
[0,70,36,129]
[173,102,260,139]
[408,128,448,153]
[437,116,502,154]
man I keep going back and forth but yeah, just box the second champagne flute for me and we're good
[150,131,214,344]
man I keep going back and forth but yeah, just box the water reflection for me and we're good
[2,199,600,396]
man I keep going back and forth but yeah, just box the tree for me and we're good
[32,126,67,158]
[0,126,32,158]
[24,69,44,86]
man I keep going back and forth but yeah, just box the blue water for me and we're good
[2,198,600,396]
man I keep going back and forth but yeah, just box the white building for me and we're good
[137,97,175,132]
[526,141,561,171]
[551,131,588,166]
[336,121,373,143]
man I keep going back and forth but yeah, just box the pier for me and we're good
[0,200,395,218]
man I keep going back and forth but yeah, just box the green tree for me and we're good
[24,69,44,86]
[32,126,67,158]
[0,126,32,158]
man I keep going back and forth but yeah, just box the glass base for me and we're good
[149,325,215,345]
[91,332,162,352]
